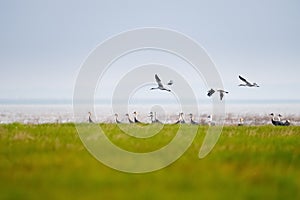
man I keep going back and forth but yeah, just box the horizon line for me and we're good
[0,98,299,105]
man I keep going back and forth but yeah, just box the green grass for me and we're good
[1,123,300,200]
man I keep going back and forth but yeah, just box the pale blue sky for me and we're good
[0,0,299,102]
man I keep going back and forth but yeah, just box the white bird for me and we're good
[278,114,282,121]
[238,75,259,87]
[150,74,172,92]
[238,118,244,126]
[189,113,198,125]
[173,112,185,124]
[179,112,185,124]
[207,88,229,100]
[133,111,142,123]
[270,113,290,126]
[207,115,215,126]
[125,113,134,124]
[149,112,162,124]
[114,113,121,124]
[88,112,94,123]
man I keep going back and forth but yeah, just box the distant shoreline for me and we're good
[0,99,299,105]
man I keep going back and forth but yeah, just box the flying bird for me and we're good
[207,89,215,97]
[217,89,229,100]
[150,74,172,92]
[207,88,229,100]
[238,75,259,87]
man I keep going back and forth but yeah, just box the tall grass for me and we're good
[0,123,300,199]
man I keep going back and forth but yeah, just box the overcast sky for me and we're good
[0,0,299,102]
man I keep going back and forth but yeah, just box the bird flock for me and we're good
[88,74,290,126]
[109,111,213,125]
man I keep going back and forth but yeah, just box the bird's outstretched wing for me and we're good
[207,89,215,97]
[239,75,250,84]
[155,74,163,87]
[167,80,173,85]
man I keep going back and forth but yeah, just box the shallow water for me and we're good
[0,102,299,125]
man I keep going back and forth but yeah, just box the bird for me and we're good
[150,74,172,92]
[125,113,134,124]
[114,113,121,124]
[189,113,198,125]
[207,88,215,97]
[284,120,291,126]
[133,111,141,123]
[148,112,154,123]
[173,113,185,124]
[217,90,229,101]
[238,118,244,126]
[278,114,282,121]
[207,115,215,126]
[270,113,283,126]
[88,112,94,123]
[269,113,290,126]
[149,112,162,124]
[277,114,290,126]
[238,75,259,87]
[179,112,186,124]
[207,88,229,100]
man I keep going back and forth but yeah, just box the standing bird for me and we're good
[272,113,290,126]
[284,120,291,126]
[207,89,229,100]
[270,113,283,126]
[270,113,290,126]
[149,112,162,124]
[150,74,173,92]
[179,112,185,124]
[133,111,141,123]
[88,112,94,123]
[207,115,216,126]
[149,112,154,123]
[278,114,282,121]
[238,75,259,87]
[173,113,185,124]
[189,113,198,125]
[125,113,134,124]
[238,118,244,126]
[114,113,121,124]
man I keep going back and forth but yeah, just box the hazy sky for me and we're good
[0,0,299,102]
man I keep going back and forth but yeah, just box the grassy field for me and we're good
[0,123,300,200]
